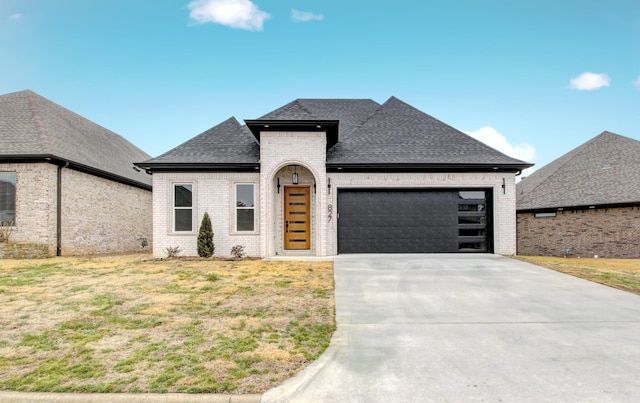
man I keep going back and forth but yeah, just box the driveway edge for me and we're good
[260,329,345,403]
[0,392,262,403]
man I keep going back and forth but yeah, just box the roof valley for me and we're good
[139,96,532,170]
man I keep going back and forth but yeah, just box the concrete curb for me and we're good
[0,392,262,403]
[260,329,345,403]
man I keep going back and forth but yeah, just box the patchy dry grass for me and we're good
[514,256,640,295]
[0,254,335,394]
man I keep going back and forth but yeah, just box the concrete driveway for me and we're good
[262,254,640,402]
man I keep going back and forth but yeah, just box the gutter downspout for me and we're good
[57,161,69,256]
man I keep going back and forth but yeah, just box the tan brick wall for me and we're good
[1,162,58,255]
[1,163,151,256]
[0,243,50,259]
[517,206,640,258]
[60,168,152,255]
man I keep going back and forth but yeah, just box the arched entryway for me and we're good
[271,164,317,256]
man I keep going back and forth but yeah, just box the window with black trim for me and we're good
[174,184,193,232]
[0,173,16,226]
[236,184,255,232]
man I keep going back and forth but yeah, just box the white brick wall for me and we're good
[259,132,327,257]
[326,172,518,255]
[152,171,261,258]
[150,132,519,258]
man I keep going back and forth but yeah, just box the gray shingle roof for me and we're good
[0,90,152,188]
[517,131,640,210]
[260,99,381,140]
[141,117,258,165]
[141,96,532,171]
[327,96,529,166]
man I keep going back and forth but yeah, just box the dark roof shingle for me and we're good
[141,96,532,171]
[328,97,529,166]
[141,117,258,165]
[517,131,640,210]
[0,90,152,188]
[260,99,381,140]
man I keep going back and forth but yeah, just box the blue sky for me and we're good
[1,0,639,174]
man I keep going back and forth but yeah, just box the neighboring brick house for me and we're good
[0,90,153,257]
[137,96,531,258]
[516,131,640,258]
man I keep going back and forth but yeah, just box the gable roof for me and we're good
[139,117,259,171]
[517,131,640,211]
[139,96,532,173]
[0,90,152,189]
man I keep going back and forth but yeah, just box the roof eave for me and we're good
[517,200,640,213]
[1,154,152,191]
[245,120,340,149]
[326,163,533,173]
[134,162,261,173]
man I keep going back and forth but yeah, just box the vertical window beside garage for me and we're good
[0,173,16,226]
[458,191,488,252]
[174,184,193,232]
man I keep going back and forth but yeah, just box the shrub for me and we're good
[197,212,215,258]
[0,221,13,243]
[230,245,246,259]
[164,246,181,258]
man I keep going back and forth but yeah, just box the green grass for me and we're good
[0,255,335,394]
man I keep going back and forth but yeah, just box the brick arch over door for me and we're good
[269,163,319,256]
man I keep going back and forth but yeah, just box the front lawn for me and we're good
[0,255,335,394]
[514,256,640,295]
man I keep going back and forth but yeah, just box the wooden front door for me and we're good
[284,186,311,250]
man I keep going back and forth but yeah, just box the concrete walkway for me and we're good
[262,254,640,402]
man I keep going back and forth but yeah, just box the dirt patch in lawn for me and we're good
[514,256,640,295]
[0,254,335,394]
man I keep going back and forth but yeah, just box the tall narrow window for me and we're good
[0,173,16,226]
[236,184,255,232]
[174,184,193,232]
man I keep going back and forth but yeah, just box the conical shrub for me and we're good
[197,212,214,257]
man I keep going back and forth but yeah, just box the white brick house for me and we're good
[137,97,531,258]
[0,90,152,256]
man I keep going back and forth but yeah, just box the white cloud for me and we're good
[465,126,536,178]
[568,72,611,90]
[188,0,270,31]
[632,76,640,90]
[291,9,324,22]
[10,13,22,20]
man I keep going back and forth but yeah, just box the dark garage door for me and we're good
[337,189,491,254]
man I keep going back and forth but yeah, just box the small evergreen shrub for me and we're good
[197,212,215,258]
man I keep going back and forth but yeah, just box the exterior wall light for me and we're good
[292,166,298,184]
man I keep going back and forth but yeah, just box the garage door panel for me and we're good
[337,189,489,254]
